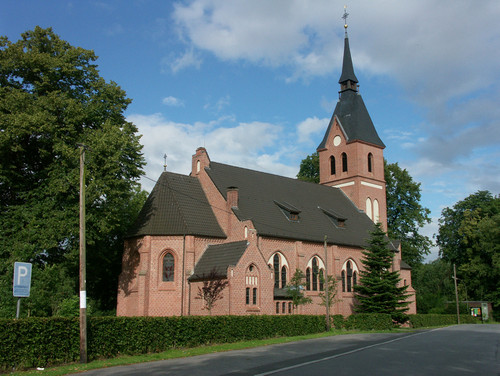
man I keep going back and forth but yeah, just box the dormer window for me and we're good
[319,207,347,229]
[274,200,301,222]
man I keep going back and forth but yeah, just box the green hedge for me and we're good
[0,315,326,370]
[409,314,479,328]
[1,313,480,370]
[343,313,393,330]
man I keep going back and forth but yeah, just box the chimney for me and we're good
[227,187,239,209]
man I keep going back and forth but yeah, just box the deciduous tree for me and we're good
[287,269,312,312]
[0,27,145,317]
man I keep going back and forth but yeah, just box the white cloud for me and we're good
[297,116,329,144]
[127,113,298,191]
[162,96,184,107]
[165,48,202,73]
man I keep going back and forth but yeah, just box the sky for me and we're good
[2,1,500,261]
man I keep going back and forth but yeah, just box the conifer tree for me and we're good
[355,223,410,323]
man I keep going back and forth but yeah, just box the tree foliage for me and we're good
[355,223,410,323]
[318,274,340,314]
[437,191,499,315]
[287,269,312,312]
[296,152,319,183]
[411,259,456,313]
[384,161,432,266]
[0,27,145,317]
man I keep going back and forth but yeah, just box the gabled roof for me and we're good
[317,90,385,149]
[188,241,248,281]
[205,162,376,247]
[126,171,226,239]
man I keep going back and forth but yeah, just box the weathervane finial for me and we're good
[342,5,349,34]
[163,153,167,172]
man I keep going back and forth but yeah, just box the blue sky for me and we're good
[2,1,500,261]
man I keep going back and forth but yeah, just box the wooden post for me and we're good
[324,235,330,331]
[453,264,460,325]
[79,145,87,363]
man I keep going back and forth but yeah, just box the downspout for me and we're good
[181,234,186,316]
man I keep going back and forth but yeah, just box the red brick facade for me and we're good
[117,147,417,317]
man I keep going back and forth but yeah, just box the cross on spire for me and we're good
[163,153,167,172]
[342,5,349,34]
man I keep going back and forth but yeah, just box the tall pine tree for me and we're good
[355,223,410,323]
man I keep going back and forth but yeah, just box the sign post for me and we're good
[13,262,32,318]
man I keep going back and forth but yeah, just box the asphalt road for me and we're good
[77,324,500,376]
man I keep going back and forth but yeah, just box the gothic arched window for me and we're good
[368,153,373,173]
[330,156,336,175]
[163,252,175,282]
[342,153,348,172]
[269,252,289,289]
[341,259,359,293]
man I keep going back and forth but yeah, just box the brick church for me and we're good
[116,23,416,317]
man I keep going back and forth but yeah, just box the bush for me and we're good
[343,313,393,331]
[408,314,479,328]
[0,315,326,371]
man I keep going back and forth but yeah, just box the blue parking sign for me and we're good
[13,262,32,297]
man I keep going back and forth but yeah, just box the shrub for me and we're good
[343,313,393,331]
[408,314,479,328]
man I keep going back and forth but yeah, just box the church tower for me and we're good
[317,12,387,230]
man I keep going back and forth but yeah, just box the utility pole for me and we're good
[78,144,87,363]
[453,264,460,325]
[324,235,330,331]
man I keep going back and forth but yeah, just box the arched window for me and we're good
[196,160,201,173]
[268,252,289,289]
[330,156,336,175]
[306,256,325,292]
[346,261,353,292]
[373,199,380,223]
[245,264,259,306]
[368,153,373,173]
[366,197,373,221]
[273,254,280,288]
[341,259,359,293]
[281,266,287,288]
[276,302,280,314]
[288,302,292,314]
[319,270,324,291]
[312,258,318,291]
[282,302,286,314]
[162,253,175,281]
[342,152,348,172]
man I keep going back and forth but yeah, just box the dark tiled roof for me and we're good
[126,171,226,239]
[338,36,358,84]
[400,260,412,270]
[318,90,385,149]
[188,241,248,281]
[206,162,376,248]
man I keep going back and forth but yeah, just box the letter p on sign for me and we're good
[13,262,32,297]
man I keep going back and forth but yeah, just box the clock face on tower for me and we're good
[333,135,341,146]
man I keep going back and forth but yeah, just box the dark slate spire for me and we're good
[317,9,385,149]
[338,35,358,86]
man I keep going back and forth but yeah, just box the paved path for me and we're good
[76,324,500,376]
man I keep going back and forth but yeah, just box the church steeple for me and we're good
[339,7,358,92]
[317,7,388,230]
